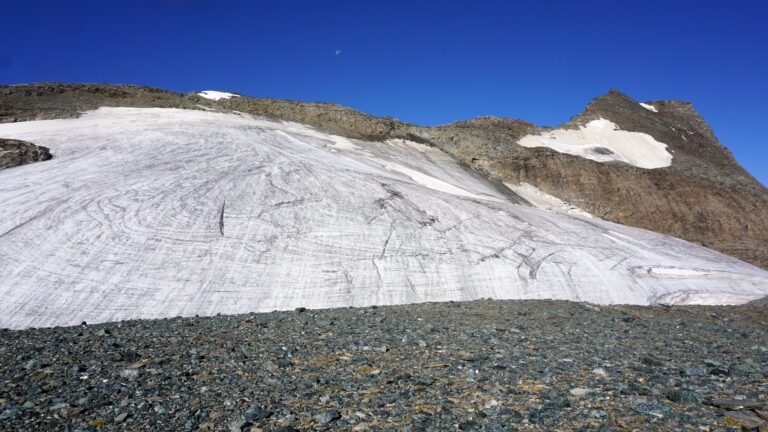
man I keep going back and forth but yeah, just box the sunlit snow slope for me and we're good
[1,108,767,329]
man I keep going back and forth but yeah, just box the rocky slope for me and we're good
[1,83,766,269]
[0,138,51,169]
[1,300,766,431]
[410,91,768,270]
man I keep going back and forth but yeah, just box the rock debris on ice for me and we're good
[0,108,766,329]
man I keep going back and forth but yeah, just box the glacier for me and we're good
[0,107,766,329]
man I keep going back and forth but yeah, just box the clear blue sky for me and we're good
[2,1,767,185]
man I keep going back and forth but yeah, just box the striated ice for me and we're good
[0,108,766,329]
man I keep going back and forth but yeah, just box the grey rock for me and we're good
[314,410,341,423]
[24,359,41,370]
[0,138,52,170]
[680,365,707,376]
[228,418,253,432]
[711,398,766,410]
[569,387,593,397]
[723,410,766,428]
[243,404,273,421]
[631,398,670,418]
[665,389,698,404]
[119,369,140,379]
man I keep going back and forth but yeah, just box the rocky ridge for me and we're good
[1,83,766,268]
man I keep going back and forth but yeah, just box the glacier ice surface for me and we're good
[0,108,766,329]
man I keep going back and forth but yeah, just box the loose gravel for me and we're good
[1,299,766,431]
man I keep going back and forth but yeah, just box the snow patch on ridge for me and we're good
[639,102,658,112]
[517,118,673,169]
[197,90,239,100]
[504,182,592,217]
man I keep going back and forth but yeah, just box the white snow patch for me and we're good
[328,136,359,151]
[197,90,239,100]
[639,102,658,112]
[0,107,766,329]
[517,118,673,169]
[376,159,505,203]
[504,182,592,218]
[655,291,763,306]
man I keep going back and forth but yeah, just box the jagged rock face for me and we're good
[0,138,52,169]
[1,83,766,268]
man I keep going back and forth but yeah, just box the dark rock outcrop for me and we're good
[1,83,766,268]
[0,138,52,169]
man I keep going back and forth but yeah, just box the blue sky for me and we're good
[2,1,767,184]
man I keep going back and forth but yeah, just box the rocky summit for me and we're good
[0,300,766,431]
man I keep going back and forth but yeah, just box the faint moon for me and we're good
[335,49,341,56]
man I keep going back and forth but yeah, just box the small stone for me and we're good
[62,406,86,418]
[0,409,19,420]
[590,409,607,418]
[591,367,607,377]
[711,398,766,410]
[569,388,593,397]
[68,365,82,377]
[724,410,766,428]
[356,364,381,374]
[641,355,663,367]
[273,427,297,432]
[229,418,253,432]
[458,351,488,362]
[49,402,70,411]
[709,366,730,376]
[198,422,215,431]
[680,365,707,376]
[119,369,140,379]
[21,401,34,409]
[459,419,481,430]
[314,410,341,423]
[244,405,273,421]
[631,398,669,418]
[730,363,759,375]
[665,389,698,404]
[153,404,167,414]
[24,359,41,370]
[294,307,307,313]
[114,412,128,423]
